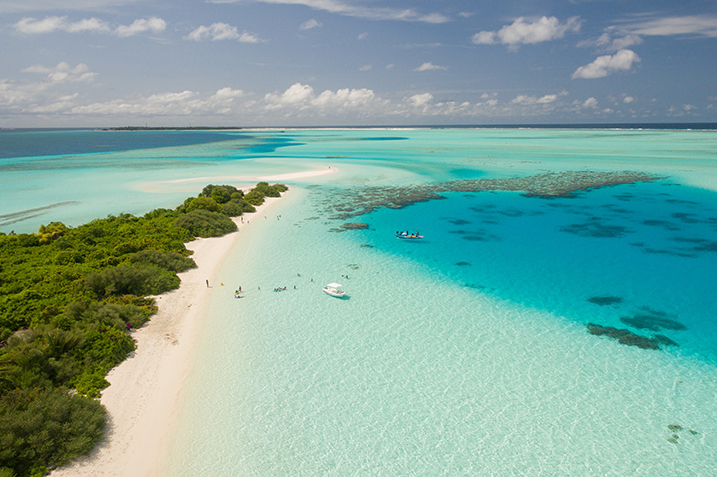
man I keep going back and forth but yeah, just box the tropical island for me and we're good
[0,182,287,477]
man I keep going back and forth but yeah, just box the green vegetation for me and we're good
[0,182,286,476]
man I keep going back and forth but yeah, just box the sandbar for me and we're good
[141,166,337,193]
[51,193,287,477]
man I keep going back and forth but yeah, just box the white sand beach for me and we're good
[52,170,330,476]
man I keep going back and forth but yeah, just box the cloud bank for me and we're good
[14,16,166,36]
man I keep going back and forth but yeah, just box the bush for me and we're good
[221,200,243,217]
[174,209,237,238]
[0,388,106,476]
[254,182,287,197]
[73,369,110,399]
[130,250,196,273]
[243,190,265,206]
[185,197,221,213]
[200,184,241,204]
[84,265,180,297]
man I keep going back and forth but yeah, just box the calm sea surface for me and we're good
[2,128,717,475]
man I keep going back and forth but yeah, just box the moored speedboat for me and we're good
[396,231,423,239]
[323,283,347,297]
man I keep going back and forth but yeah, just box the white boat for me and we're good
[396,231,423,239]
[323,283,346,298]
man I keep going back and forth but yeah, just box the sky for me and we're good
[1,0,717,127]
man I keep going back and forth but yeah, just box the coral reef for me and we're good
[587,295,623,306]
[340,222,369,230]
[586,323,661,350]
[319,171,662,221]
[619,315,686,332]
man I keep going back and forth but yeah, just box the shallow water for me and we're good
[2,128,717,474]
[164,186,717,476]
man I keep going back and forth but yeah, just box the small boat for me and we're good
[323,283,346,298]
[396,231,423,239]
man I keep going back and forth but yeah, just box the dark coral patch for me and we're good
[561,220,630,238]
[672,212,700,224]
[498,209,525,217]
[586,323,661,350]
[653,334,679,347]
[455,261,471,266]
[587,295,623,306]
[620,314,687,331]
[643,219,681,231]
[449,229,500,241]
[448,219,471,225]
[340,222,369,230]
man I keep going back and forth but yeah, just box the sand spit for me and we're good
[140,166,338,193]
[51,193,289,476]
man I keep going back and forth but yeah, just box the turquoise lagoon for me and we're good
[2,128,717,475]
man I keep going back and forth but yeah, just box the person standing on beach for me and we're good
[206,279,209,287]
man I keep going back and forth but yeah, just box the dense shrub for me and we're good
[243,190,265,206]
[184,197,221,213]
[130,250,196,273]
[254,181,287,198]
[221,199,256,217]
[0,388,106,476]
[200,184,242,204]
[84,264,180,297]
[174,209,237,237]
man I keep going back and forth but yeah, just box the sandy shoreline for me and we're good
[52,171,327,476]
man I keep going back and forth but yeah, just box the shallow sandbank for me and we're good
[140,167,337,193]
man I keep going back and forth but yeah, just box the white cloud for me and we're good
[359,64,372,71]
[1,1,141,14]
[262,82,388,116]
[186,23,260,42]
[300,19,322,30]
[579,32,643,52]
[616,15,717,38]
[410,93,433,107]
[14,15,166,37]
[610,34,643,51]
[22,62,97,83]
[70,87,248,117]
[582,97,598,108]
[312,88,379,110]
[265,83,314,107]
[623,96,634,103]
[511,94,557,105]
[210,87,244,101]
[414,62,447,71]
[572,49,641,79]
[115,17,166,37]
[14,16,110,34]
[357,32,368,40]
[472,16,581,48]
[210,0,449,24]
[385,64,394,70]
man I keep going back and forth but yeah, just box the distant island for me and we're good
[107,126,243,131]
